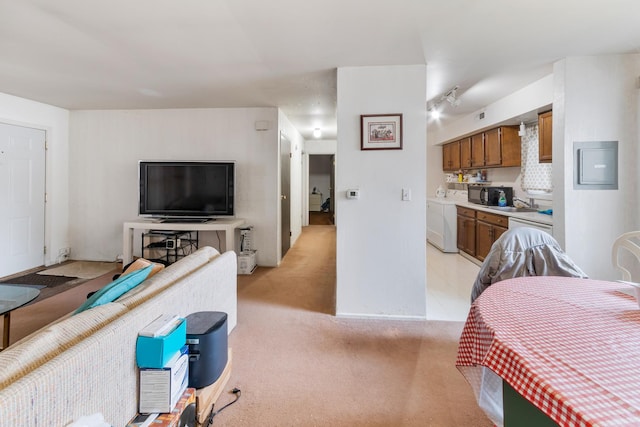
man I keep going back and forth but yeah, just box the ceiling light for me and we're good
[313,128,322,138]
[430,108,441,120]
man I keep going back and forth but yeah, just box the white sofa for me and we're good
[0,246,237,427]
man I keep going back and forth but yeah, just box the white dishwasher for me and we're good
[508,216,554,237]
[427,197,458,253]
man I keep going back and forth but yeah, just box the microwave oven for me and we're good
[468,185,513,206]
[467,185,487,205]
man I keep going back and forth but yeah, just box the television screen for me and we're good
[139,161,235,218]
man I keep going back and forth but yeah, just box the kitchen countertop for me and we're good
[428,197,553,226]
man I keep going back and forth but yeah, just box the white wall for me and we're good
[69,108,283,266]
[0,92,70,267]
[553,54,640,280]
[336,65,427,319]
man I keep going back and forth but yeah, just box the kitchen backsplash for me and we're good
[521,123,553,192]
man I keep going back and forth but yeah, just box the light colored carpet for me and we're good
[6,226,491,425]
[216,225,491,426]
[37,261,119,279]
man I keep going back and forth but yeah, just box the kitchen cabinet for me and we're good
[456,206,476,256]
[487,126,521,167]
[442,140,461,171]
[460,137,472,169]
[484,128,502,166]
[467,126,521,169]
[457,206,509,262]
[470,133,484,167]
[475,210,508,261]
[538,110,552,163]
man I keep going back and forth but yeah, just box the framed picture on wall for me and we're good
[360,114,403,150]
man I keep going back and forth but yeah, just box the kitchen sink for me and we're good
[487,206,539,213]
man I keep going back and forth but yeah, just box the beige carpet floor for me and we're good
[4,225,490,426]
[217,225,491,426]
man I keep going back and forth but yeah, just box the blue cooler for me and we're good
[185,311,228,389]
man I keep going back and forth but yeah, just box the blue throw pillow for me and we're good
[74,264,154,314]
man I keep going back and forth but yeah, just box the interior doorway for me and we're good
[0,122,46,278]
[308,154,334,225]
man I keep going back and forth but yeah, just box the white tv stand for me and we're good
[122,218,246,265]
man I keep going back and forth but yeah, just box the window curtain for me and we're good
[521,124,552,192]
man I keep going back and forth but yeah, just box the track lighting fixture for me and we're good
[427,85,461,120]
[444,86,461,107]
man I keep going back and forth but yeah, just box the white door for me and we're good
[0,123,46,277]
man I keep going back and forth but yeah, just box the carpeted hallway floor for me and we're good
[218,225,491,426]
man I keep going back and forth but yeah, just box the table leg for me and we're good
[2,312,10,350]
[225,228,235,253]
[123,226,134,265]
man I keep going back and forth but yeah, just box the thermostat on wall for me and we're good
[346,189,360,199]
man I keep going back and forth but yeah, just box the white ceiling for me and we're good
[1,0,639,140]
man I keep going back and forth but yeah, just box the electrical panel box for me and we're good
[573,141,618,190]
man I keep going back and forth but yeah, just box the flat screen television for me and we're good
[138,161,235,219]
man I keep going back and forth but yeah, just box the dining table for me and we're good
[456,276,640,427]
[0,284,40,350]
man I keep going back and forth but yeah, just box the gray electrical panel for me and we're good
[573,141,618,190]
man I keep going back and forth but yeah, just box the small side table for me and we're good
[0,284,40,350]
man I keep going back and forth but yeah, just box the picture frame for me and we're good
[360,114,403,150]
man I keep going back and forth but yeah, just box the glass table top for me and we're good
[0,284,41,316]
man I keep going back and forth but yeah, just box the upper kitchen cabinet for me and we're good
[460,137,472,169]
[470,133,484,167]
[442,140,461,171]
[493,126,521,167]
[484,128,502,166]
[470,126,521,168]
[538,110,552,163]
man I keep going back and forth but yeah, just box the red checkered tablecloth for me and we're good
[457,276,640,427]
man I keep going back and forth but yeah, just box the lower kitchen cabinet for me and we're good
[476,221,507,261]
[457,206,508,262]
[456,206,476,256]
